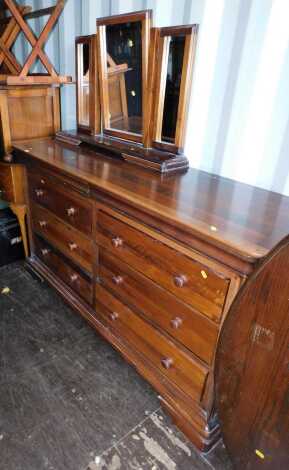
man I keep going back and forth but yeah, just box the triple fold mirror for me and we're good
[75,10,198,157]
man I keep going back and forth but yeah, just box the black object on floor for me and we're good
[0,263,232,470]
[0,208,24,267]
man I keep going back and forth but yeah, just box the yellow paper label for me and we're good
[255,449,265,459]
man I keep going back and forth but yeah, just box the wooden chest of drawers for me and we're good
[13,138,289,453]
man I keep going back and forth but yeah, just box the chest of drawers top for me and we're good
[13,138,289,273]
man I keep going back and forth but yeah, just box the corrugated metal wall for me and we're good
[14,0,289,197]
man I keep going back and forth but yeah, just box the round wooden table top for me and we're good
[215,236,289,470]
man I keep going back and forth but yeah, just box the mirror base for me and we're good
[56,130,189,174]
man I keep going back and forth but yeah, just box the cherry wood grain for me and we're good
[4,87,60,146]
[97,210,230,320]
[56,129,189,173]
[34,235,93,305]
[95,283,208,403]
[215,235,289,469]
[13,139,289,267]
[28,169,93,235]
[0,161,25,203]
[30,202,94,274]
[98,249,219,364]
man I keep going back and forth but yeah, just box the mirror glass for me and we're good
[161,35,185,143]
[77,42,90,127]
[105,21,143,135]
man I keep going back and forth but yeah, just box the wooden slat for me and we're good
[0,5,29,71]
[20,1,65,77]
[0,6,55,22]
[0,36,21,73]
[24,6,55,20]
[0,90,11,152]
[6,75,72,85]
[3,0,66,78]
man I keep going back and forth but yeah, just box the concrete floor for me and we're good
[0,263,232,470]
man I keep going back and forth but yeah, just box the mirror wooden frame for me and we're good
[151,25,198,154]
[76,34,100,134]
[60,14,199,174]
[96,10,152,144]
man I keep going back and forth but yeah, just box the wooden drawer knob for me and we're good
[111,237,123,248]
[170,317,183,329]
[112,275,123,285]
[161,358,173,370]
[41,248,50,256]
[173,274,187,288]
[35,189,44,197]
[39,220,47,228]
[70,273,78,282]
[66,207,76,217]
[109,312,119,321]
[68,242,78,251]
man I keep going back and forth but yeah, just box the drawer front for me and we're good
[31,203,94,274]
[34,236,93,304]
[95,284,208,403]
[28,171,93,235]
[96,211,230,321]
[99,250,218,364]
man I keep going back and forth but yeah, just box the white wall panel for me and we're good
[231,0,289,186]
[217,0,272,179]
[185,0,225,168]
[198,0,242,172]
[58,0,81,130]
[111,0,145,15]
